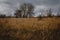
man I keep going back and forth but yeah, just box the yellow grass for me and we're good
[0,17,60,30]
[0,17,60,40]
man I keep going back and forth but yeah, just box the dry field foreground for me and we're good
[0,17,60,40]
[0,17,60,30]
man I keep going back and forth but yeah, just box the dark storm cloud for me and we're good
[16,0,60,6]
[0,0,60,16]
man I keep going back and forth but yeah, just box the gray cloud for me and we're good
[0,0,60,16]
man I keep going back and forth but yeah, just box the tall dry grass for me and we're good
[0,17,60,40]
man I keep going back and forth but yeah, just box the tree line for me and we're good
[0,3,60,18]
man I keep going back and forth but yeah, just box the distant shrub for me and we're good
[38,16,42,20]
[0,14,6,18]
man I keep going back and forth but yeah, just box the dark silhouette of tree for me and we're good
[37,15,42,20]
[47,8,52,17]
[14,10,22,18]
[0,14,6,18]
[57,13,60,17]
[57,8,60,17]
[14,3,34,18]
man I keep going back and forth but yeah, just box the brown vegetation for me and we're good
[0,17,60,40]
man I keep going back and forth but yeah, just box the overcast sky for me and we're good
[0,0,60,16]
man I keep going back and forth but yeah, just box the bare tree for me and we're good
[14,10,22,18]
[47,8,52,17]
[57,13,60,17]
[14,3,34,18]
[57,8,60,17]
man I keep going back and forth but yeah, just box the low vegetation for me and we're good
[0,17,60,40]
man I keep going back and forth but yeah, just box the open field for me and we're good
[0,17,60,40]
[0,17,60,30]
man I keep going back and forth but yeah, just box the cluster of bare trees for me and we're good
[37,8,52,18]
[14,3,60,18]
[38,8,60,18]
[0,14,12,18]
[0,14,6,18]
[14,3,34,18]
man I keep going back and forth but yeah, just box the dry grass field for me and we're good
[0,17,60,40]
